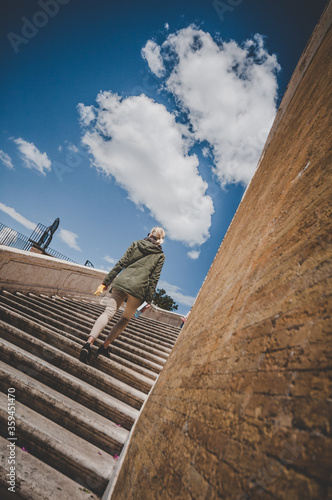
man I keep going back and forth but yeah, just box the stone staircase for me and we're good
[0,290,180,499]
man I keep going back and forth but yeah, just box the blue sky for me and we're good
[0,0,327,314]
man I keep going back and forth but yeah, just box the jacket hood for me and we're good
[137,239,163,255]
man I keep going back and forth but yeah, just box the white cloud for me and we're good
[77,103,96,126]
[13,137,51,175]
[0,150,14,169]
[78,91,214,247]
[202,147,211,158]
[58,229,82,251]
[141,40,165,78]
[0,202,36,230]
[159,280,196,307]
[103,255,117,265]
[102,255,117,271]
[187,249,200,260]
[147,26,280,186]
[77,28,279,250]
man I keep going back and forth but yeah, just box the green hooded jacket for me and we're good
[102,239,165,303]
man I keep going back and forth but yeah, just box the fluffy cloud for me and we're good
[102,255,117,271]
[58,229,82,251]
[141,40,165,78]
[78,92,214,247]
[78,27,279,251]
[104,255,117,264]
[0,150,14,169]
[77,103,96,126]
[103,255,117,265]
[0,202,36,230]
[187,249,200,260]
[13,138,51,175]
[158,280,196,307]
[145,26,280,186]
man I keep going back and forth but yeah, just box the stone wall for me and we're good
[0,246,105,299]
[143,304,183,327]
[110,4,332,500]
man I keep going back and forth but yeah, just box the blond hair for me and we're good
[150,227,165,245]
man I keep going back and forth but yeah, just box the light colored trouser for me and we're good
[90,288,141,344]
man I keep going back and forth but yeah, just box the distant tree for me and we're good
[152,288,178,311]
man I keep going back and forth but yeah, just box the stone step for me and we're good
[63,295,180,341]
[0,289,180,498]
[105,321,176,352]
[0,394,116,496]
[0,300,163,377]
[137,316,180,344]
[0,318,147,410]
[119,325,176,350]
[0,304,155,394]
[0,295,159,381]
[0,338,139,430]
[121,321,178,346]
[6,291,95,331]
[0,363,129,456]
[107,342,164,374]
[0,293,91,340]
[0,436,100,500]
[111,333,169,360]
[27,291,99,324]
[113,314,179,343]
[121,330,172,354]
[1,291,174,360]
[85,339,159,381]
[111,337,167,366]
[115,315,179,342]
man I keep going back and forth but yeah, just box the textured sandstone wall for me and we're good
[111,6,332,500]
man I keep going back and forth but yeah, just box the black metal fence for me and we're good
[39,245,78,264]
[0,223,80,265]
[29,223,53,249]
[0,224,31,251]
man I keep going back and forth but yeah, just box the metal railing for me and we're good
[38,245,78,264]
[28,223,53,249]
[0,223,80,265]
[0,224,31,251]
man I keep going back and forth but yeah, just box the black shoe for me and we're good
[96,344,111,359]
[79,342,91,364]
